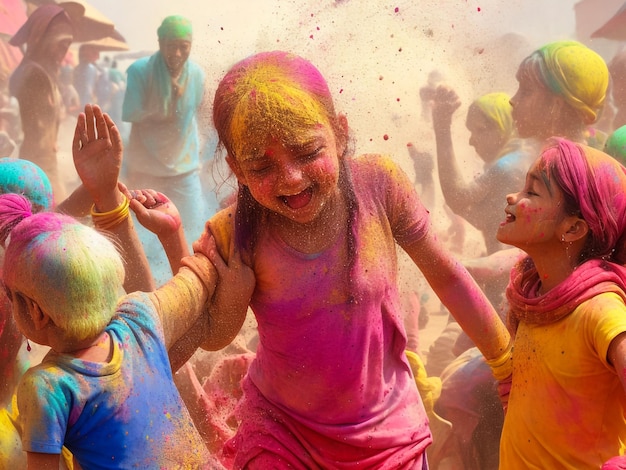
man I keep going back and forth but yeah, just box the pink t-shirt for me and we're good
[213,154,432,469]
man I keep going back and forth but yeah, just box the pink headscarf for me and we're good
[542,139,626,263]
[507,138,626,331]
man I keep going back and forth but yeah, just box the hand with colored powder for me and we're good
[431,85,462,128]
[128,187,183,238]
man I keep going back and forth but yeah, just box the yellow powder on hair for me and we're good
[228,64,330,160]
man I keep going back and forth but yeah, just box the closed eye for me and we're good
[249,165,272,175]
[300,146,324,162]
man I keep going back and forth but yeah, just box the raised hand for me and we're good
[72,104,123,209]
[431,85,462,127]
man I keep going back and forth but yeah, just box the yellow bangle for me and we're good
[90,196,130,230]
[485,340,514,381]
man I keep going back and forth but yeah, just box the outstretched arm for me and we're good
[26,452,60,470]
[463,247,525,285]
[404,227,511,361]
[55,184,92,217]
[432,86,484,215]
[158,228,254,371]
[201,229,255,351]
[72,104,155,293]
[127,187,190,274]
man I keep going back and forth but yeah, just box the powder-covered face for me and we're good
[229,120,344,226]
[466,105,507,163]
[510,68,558,139]
[159,38,191,76]
[497,159,567,253]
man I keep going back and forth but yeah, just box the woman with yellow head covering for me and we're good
[510,40,609,147]
[431,86,538,255]
[467,92,515,164]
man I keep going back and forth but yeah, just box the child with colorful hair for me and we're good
[495,138,626,468]
[0,105,227,468]
[176,50,511,469]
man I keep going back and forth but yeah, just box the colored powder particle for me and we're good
[383,134,389,140]
[396,98,400,102]
[477,7,481,11]
[310,35,314,39]
[394,7,399,13]
[379,75,384,80]
[339,88,343,93]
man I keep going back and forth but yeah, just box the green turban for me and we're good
[157,15,192,41]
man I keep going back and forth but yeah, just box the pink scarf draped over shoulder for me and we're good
[507,257,626,333]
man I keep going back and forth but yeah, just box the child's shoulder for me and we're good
[114,291,163,335]
[350,153,409,184]
[351,153,402,173]
[18,357,66,394]
[202,205,236,260]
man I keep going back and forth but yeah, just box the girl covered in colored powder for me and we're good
[0,105,224,469]
[180,50,511,469]
[494,138,626,468]
[0,157,57,468]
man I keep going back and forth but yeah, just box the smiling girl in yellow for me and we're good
[184,50,511,469]
[496,139,626,468]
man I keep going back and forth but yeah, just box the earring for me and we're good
[26,339,31,352]
[561,234,565,242]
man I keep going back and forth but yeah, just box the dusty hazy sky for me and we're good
[85,0,622,204]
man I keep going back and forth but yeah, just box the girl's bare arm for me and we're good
[403,228,511,361]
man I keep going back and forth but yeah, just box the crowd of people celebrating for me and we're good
[1,3,626,470]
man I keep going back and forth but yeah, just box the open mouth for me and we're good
[503,210,516,224]
[281,187,313,210]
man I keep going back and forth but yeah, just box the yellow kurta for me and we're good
[500,292,626,469]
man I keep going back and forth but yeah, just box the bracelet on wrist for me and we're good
[485,340,514,381]
[90,196,130,231]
